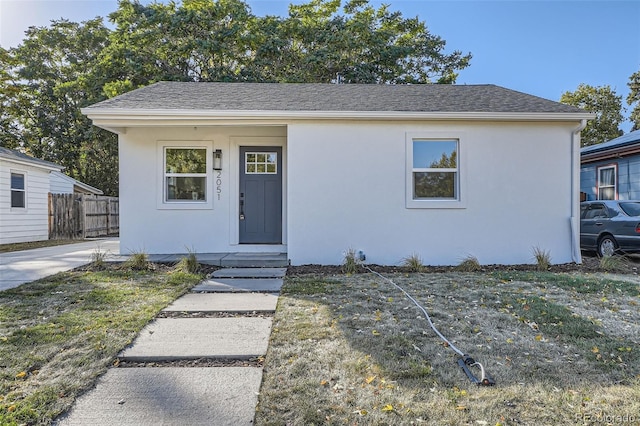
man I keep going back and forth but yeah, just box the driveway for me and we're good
[0,238,120,291]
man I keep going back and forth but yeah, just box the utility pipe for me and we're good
[571,119,588,263]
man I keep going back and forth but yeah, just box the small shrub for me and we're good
[125,251,149,270]
[599,254,628,272]
[342,248,359,275]
[402,253,424,272]
[457,255,481,272]
[90,247,107,269]
[174,248,200,274]
[532,246,551,271]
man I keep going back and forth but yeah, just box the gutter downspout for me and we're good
[571,119,588,264]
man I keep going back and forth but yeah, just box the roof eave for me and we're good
[82,108,594,132]
[0,155,64,172]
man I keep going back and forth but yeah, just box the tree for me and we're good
[0,19,119,195]
[560,84,624,147]
[627,70,640,132]
[101,0,472,95]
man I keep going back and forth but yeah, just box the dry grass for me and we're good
[256,272,640,425]
[0,240,80,253]
[0,265,201,425]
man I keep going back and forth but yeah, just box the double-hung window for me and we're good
[406,133,465,209]
[597,165,617,200]
[10,172,26,208]
[164,147,207,202]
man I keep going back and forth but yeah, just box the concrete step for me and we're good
[55,367,262,426]
[164,293,278,313]
[119,318,272,362]
[218,252,288,268]
[211,268,287,279]
[192,278,283,293]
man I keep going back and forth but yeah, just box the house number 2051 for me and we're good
[216,171,222,200]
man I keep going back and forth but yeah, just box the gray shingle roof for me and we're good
[86,82,584,114]
[0,147,63,170]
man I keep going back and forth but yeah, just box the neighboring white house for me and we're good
[50,171,104,196]
[82,82,592,265]
[0,147,102,244]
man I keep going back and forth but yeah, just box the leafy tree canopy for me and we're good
[100,0,472,95]
[627,70,640,132]
[560,83,624,147]
[0,19,119,195]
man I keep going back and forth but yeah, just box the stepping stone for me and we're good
[119,318,272,361]
[212,268,286,279]
[164,293,278,313]
[192,278,283,293]
[56,367,262,426]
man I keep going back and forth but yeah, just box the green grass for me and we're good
[0,265,202,426]
[492,271,640,296]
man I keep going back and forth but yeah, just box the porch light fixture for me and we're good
[213,149,222,170]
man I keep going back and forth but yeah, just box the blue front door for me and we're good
[239,146,283,244]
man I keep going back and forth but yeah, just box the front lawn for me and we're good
[256,271,640,425]
[0,264,201,425]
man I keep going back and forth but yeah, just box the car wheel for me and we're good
[598,235,618,257]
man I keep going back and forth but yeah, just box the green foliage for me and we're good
[174,248,200,274]
[457,255,481,272]
[401,253,424,272]
[560,83,624,146]
[101,0,471,87]
[627,70,640,132]
[124,251,150,271]
[599,254,629,273]
[342,248,359,274]
[532,246,551,271]
[0,19,118,195]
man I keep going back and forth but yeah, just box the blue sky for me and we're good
[1,0,639,132]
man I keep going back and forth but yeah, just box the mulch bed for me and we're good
[285,255,639,275]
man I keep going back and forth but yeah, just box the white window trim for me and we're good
[405,131,467,209]
[156,141,214,210]
[597,164,617,200]
[10,170,27,210]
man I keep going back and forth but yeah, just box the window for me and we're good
[245,152,277,174]
[597,165,617,200]
[412,139,458,200]
[10,172,25,208]
[164,148,207,202]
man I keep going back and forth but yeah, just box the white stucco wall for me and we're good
[287,121,574,265]
[0,160,52,244]
[117,126,287,255]
[117,120,576,265]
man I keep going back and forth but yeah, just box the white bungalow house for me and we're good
[0,147,102,244]
[82,82,592,265]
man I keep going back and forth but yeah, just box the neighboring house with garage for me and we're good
[82,82,592,265]
[0,147,102,244]
[580,129,640,201]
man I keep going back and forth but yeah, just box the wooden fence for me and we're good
[49,194,119,240]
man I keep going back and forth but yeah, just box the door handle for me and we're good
[240,193,245,220]
[595,222,603,226]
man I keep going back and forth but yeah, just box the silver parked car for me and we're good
[580,200,640,256]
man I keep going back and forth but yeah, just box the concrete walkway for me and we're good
[0,238,120,291]
[56,268,286,426]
